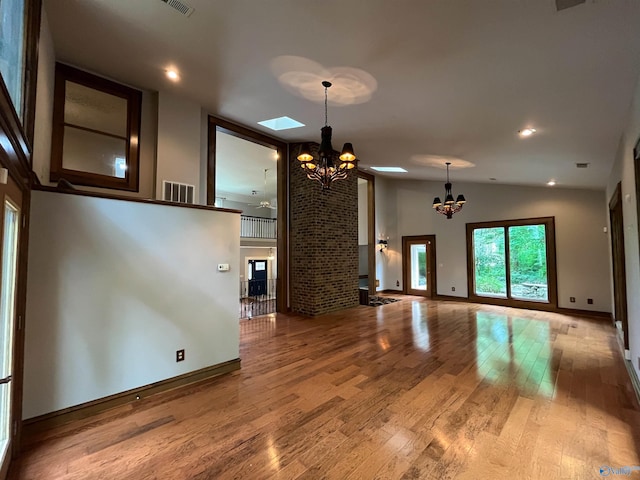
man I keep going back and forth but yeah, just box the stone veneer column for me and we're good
[289,142,359,316]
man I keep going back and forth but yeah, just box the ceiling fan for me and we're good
[249,169,276,209]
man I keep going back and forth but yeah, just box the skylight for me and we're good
[258,116,305,131]
[371,167,408,173]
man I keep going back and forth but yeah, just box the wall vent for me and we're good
[163,181,195,204]
[555,0,586,12]
[160,0,194,17]
[576,162,589,168]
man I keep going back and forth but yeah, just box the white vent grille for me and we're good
[163,181,195,204]
[160,0,194,17]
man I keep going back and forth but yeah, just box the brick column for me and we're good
[289,142,359,316]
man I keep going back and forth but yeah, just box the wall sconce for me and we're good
[377,239,388,252]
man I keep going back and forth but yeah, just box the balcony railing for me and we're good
[240,215,277,239]
[240,278,276,319]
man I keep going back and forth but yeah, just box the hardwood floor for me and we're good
[10,298,640,479]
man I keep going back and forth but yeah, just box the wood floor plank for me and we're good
[10,298,640,480]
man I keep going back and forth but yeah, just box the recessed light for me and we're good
[370,167,408,173]
[519,128,537,137]
[547,180,556,186]
[166,69,179,81]
[258,116,305,131]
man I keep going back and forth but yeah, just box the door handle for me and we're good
[0,376,11,385]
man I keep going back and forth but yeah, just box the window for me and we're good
[0,0,25,120]
[467,217,557,308]
[50,63,142,191]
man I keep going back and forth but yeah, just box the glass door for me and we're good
[403,235,436,297]
[0,180,22,478]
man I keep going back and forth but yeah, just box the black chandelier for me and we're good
[432,162,466,219]
[297,81,357,189]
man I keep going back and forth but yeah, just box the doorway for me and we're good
[609,182,629,354]
[402,235,436,297]
[208,116,288,313]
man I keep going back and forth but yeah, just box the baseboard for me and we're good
[623,357,640,407]
[22,359,240,435]
[555,307,612,319]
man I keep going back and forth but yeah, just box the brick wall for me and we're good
[289,142,359,316]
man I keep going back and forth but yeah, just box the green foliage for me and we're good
[473,225,548,299]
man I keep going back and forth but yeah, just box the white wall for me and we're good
[378,179,610,312]
[358,180,368,245]
[374,176,392,291]
[23,190,240,419]
[32,8,157,199]
[155,92,203,203]
[606,72,640,377]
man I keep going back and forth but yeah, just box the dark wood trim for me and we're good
[50,63,142,192]
[22,359,241,437]
[22,0,42,150]
[63,122,128,141]
[207,116,290,313]
[609,182,629,349]
[33,185,242,214]
[402,235,437,297]
[358,170,376,296]
[466,216,558,309]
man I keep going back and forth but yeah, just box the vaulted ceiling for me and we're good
[43,0,640,190]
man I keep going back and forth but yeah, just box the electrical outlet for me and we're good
[570,297,576,303]
[587,298,593,305]
[396,280,400,287]
[451,286,456,292]
[176,349,185,362]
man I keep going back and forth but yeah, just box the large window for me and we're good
[0,0,26,120]
[50,63,142,191]
[467,217,557,308]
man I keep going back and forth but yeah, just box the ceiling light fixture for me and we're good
[432,162,466,219]
[547,180,556,186]
[370,167,408,173]
[519,128,536,137]
[296,81,357,190]
[166,69,179,81]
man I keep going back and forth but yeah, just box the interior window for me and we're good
[0,0,26,120]
[50,63,142,191]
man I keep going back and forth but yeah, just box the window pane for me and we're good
[62,126,127,177]
[0,202,19,457]
[0,0,26,119]
[473,227,507,297]
[410,244,427,290]
[64,81,128,137]
[509,225,548,301]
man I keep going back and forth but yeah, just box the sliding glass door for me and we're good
[467,217,557,308]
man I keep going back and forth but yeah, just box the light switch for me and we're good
[217,264,230,272]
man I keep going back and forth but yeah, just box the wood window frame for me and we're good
[207,116,289,313]
[0,0,41,184]
[50,63,142,191]
[466,217,558,310]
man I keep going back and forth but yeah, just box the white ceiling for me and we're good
[43,0,640,190]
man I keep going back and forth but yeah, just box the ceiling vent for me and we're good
[555,0,586,12]
[576,163,589,169]
[160,0,194,17]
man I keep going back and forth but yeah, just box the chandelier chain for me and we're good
[324,85,328,127]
